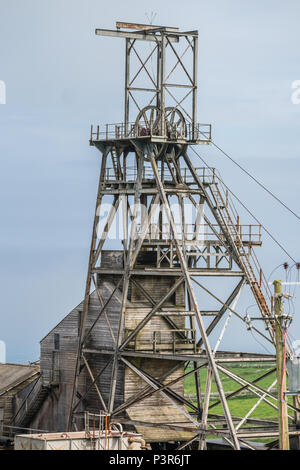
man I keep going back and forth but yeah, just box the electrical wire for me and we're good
[190,147,298,358]
[284,264,298,314]
[250,330,274,355]
[246,304,258,315]
[267,263,285,283]
[197,136,300,299]
[286,264,294,297]
[246,304,276,355]
[267,264,297,317]
[185,106,299,222]
[288,263,300,299]
[209,140,300,222]
[190,129,298,362]
[292,268,300,298]
[190,146,297,264]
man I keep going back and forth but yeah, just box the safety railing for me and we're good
[13,376,44,427]
[207,169,273,314]
[125,328,197,353]
[90,121,211,143]
[152,329,197,353]
[136,222,262,245]
[104,166,216,184]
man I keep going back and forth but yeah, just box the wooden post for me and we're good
[274,279,290,450]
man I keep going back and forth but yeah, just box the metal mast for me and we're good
[67,22,299,450]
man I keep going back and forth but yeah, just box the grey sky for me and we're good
[0,0,300,362]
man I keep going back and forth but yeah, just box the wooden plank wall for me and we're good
[0,373,39,436]
[125,359,195,442]
[124,271,192,441]
[31,251,191,440]
[131,275,185,306]
[36,281,124,431]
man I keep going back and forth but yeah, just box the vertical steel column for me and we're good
[192,35,198,140]
[68,147,109,431]
[108,152,145,413]
[149,147,241,450]
[160,33,166,136]
[156,40,162,110]
[124,38,130,133]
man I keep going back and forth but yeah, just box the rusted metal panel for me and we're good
[115,22,179,32]
[95,29,179,43]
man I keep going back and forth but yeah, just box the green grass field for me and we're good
[184,362,295,444]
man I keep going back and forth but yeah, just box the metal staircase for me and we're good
[14,377,50,429]
[208,178,274,340]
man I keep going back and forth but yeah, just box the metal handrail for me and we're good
[13,375,42,425]
[136,222,262,243]
[213,173,273,301]
[152,328,197,354]
[208,177,273,318]
[90,121,211,142]
[104,166,216,184]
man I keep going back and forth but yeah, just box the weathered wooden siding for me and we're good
[35,281,124,432]
[123,266,193,441]
[40,282,123,387]
[124,359,195,442]
[0,364,39,436]
[131,276,185,307]
[125,307,186,352]
[28,250,192,442]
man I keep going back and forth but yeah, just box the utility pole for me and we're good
[274,279,290,450]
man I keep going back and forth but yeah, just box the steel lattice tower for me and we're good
[67,22,298,450]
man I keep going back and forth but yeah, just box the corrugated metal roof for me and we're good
[0,363,40,395]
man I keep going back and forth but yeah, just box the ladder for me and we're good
[209,181,274,340]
